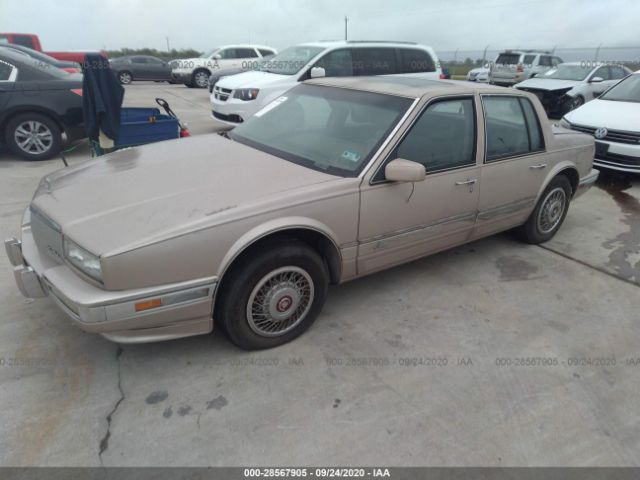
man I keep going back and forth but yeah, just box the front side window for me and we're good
[353,48,396,75]
[592,66,611,80]
[261,46,324,75]
[132,57,147,64]
[398,48,436,73]
[229,84,412,177]
[217,49,237,59]
[390,97,476,174]
[316,49,353,77]
[483,96,544,161]
[600,74,640,102]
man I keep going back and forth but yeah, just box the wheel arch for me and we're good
[213,218,343,309]
[536,163,580,203]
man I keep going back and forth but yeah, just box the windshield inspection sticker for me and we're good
[341,150,362,163]
[254,96,288,117]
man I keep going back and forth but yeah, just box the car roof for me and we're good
[0,46,34,63]
[305,75,517,98]
[296,40,435,50]
[217,44,274,50]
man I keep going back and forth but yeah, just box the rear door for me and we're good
[474,94,548,238]
[130,56,150,79]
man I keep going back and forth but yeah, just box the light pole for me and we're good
[344,16,348,41]
[166,37,171,53]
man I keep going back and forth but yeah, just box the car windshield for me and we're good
[200,48,219,58]
[260,46,324,75]
[600,74,640,102]
[228,84,413,177]
[543,65,590,81]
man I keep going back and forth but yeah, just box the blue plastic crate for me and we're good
[116,107,180,146]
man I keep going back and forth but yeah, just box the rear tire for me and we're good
[216,238,329,350]
[118,71,133,84]
[5,113,62,161]
[518,176,572,244]
[191,69,210,88]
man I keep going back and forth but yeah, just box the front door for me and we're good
[358,96,481,276]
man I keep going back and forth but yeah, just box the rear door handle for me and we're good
[530,164,547,170]
[455,179,477,186]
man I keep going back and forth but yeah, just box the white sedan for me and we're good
[560,70,640,173]
[466,64,490,82]
[516,62,631,117]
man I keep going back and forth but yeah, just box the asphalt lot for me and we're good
[0,82,639,466]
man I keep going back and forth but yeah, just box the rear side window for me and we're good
[13,35,35,49]
[317,49,353,77]
[236,48,259,58]
[397,48,435,73]
[132,57,147,64]
[610,66,627,79]
[496,53,520,65]
[353,48,396,75]
[483,96,544,161]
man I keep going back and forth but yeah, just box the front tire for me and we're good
[216,238,329,350]
[5,113,62,161]
[191,69,210,88]
[519,176,572,244]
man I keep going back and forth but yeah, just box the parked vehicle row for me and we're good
[5,77,598,349]
[0,32,107,64]
[489,50,563,86]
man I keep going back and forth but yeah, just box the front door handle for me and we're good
[455,179,477,186]
[530,164,547,170]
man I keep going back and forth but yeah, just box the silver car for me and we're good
[516,62,632,117]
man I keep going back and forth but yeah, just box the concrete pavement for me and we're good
[0,82,639,466]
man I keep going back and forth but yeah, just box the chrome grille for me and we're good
[30,206,64,264]
[213,85,232,102]
[570,124,640,144]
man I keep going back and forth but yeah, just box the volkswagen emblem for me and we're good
[594,127,608,139]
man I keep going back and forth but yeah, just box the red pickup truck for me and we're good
[0,32,107,64]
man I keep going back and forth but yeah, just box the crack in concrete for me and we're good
[98,346,124,465]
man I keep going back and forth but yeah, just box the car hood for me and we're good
[517,78,580,91]
[31,134,338,256]
[215,70,290,89]
[565,98,640,131]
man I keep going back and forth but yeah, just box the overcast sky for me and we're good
[1,0,638,53]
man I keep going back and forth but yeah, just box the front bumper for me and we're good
[5,217,217,343]
[594,142,640,173]
[575,168,600,199]
[210,94,261,125]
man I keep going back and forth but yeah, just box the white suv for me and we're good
[171,45,277,88]
[489,50,563,86]
[210,41,443,125]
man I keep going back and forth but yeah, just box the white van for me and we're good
[210,41,443,125]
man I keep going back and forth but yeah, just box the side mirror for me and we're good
[213,54,222,60]
[530,72,537,78]
[310,66,326,79]
[385,159,426,183]
[590,76,604,83]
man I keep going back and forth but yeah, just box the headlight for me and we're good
[233,88,260,101]
[64,238,102,282]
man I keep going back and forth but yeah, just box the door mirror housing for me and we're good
[590,76,604,83]
[385,159,426,183]
[212,53,222,60]
[310,66,326,79]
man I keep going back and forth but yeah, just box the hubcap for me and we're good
[195,72,208,87]
[120,73,131,83]
[246,266,314,337]
[14,121,53,155]
[537,187,566,234]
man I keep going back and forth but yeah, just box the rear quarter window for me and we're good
[398,49,435,73]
